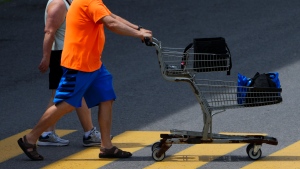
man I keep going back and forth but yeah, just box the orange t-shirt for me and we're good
[61,0,111,72]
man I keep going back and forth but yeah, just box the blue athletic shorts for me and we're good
[53,65,116,108]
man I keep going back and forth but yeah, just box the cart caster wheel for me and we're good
[246,143,254,153]
[246,145,262,160]
[151,142,161,151]
[152,148,165,161]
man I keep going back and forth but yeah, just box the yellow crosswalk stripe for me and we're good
[145,143,246,169]
[242,141,300,169]
[4,130,297,169]
[0,129,76,163]
[42,131,168,169]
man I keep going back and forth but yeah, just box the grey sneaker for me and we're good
[83,127,113,147]
[37,131,69,146]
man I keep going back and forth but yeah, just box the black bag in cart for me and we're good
[182,37,232,75]
[245,72,282,107]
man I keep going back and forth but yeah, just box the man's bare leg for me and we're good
[25,101,75,145]
[97,100,132,158]
[76,98,93,132]
[98,100,113,149]
[44,90,57,132]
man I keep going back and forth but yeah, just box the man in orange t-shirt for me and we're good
[18,0,152,160]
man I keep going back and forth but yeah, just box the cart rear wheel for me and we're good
[247,145,262,160]
[152,142,161,151]
[152,148,165,161]
[246,143,254,153]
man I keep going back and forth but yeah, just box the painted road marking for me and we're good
[42,131,168,169]
[242,141,300,169]
[0,129,76,163]
[145,143,246,169]
[3,130,298,168]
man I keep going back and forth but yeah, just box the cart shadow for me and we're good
[55,155,300,162]
[160,155,300,162]
[40,143,300,163]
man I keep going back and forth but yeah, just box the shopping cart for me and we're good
[144,37,282,161]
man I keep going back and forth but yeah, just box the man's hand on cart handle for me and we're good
[144,37,154,46]
[138,26,152,45]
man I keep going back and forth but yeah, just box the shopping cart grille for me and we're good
[195,79,282,111]
[161,47,231,76]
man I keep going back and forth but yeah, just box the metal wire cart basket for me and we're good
[146,38,283,161]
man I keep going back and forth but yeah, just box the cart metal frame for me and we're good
[147,38,282,161]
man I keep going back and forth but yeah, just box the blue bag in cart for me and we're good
[237,72,282,106]
[266,72,281,88]
[237,73,251,104]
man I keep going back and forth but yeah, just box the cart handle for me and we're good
[144,37,161,49]
[144,37,154,46]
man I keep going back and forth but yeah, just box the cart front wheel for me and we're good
[152,142,161,151]
[152,148,165,161]
[247,145,262,160]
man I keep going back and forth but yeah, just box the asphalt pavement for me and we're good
[1,0,300,169]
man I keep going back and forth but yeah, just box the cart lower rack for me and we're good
[145,38,282,161]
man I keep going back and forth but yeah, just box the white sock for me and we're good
[84,128,94,138]
[42,131,53,137]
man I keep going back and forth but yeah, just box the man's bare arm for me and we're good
[100,14,152,41]
[110,13,140,30]
[39,0,67,73]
